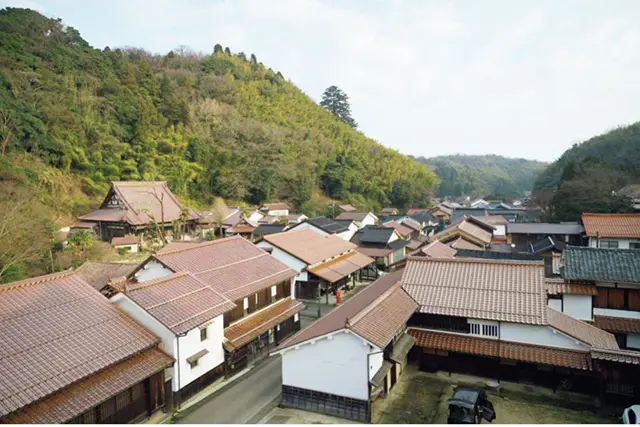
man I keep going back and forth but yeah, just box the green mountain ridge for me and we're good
[414,154,547,199]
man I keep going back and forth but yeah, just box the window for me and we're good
[599,240,619,249]
[200,327,208,341]
[189,359,198,369]
[631,242,640,250]
[469,320,499,338]
[271,286,277,304]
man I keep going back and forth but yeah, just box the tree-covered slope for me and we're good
[534,122,640,190]
[413,154,546,199]
[0,8,437,217]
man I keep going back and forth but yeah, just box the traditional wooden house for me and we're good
[582,213,640,249]
[272,270,418,422]
[380,207,399,216]
[350,226,410,269]
[336,211,378,229]
[338,204,357,213]
[429,204,452,223]
[287,216,359,242]
[472,215,509,242]
[112,236,302,404]
[251,223,288,241]
[261,202,291,217]
[430,217,493,250]
[285,213,308,224]
[506,222,584,252]
[74,261,137,295]
[382,220,416,240]
[77,181,200,242]
[111,235,140,252]
[199,207,243,237]
[257,229,376,302]
[0,271,173,424]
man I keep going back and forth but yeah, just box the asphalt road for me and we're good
[176,355,282,424]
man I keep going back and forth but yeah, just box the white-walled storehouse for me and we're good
[272,270,417,422]
[111,236,302,404]
[582,213,640,249]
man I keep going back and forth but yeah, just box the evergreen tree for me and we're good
[224,46,231,55]
[213,43,223,54]
[320,85,357,128]
[250,53,257,65]
[237,51,247,61]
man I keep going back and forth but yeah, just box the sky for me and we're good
[3,0,640,162]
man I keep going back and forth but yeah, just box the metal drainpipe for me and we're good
[367,348,385,423]
[175,331,188,410]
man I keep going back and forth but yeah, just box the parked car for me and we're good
[623,405,640,424]
[447,387,496,424]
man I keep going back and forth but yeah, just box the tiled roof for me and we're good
[158,240,203,253]
[431,205,453,216]
[455,249,542,262]
[409,210,437,223]
[399,217,423,232]
[432,219,492,247]
[407,239,423,250]
[472,215,509,226]
[382,220,413,237]
[0,271,160,418]
[406,208,430,215]
[262,202,290,211]
[547,308,618,350]
[371,360,393,388]
[401,257,547,325]
[4,348,173,424]
[308,251,374,283]
[224,297,304,349]
[80,181,197,226]
[594,316,640,334]
[582,213,640,238]
[262,229,356,265]
[305,217,349,234]
[111,235,139,245]
[591,348,640,365]
[355,226,396,244]
[355,247,394,257]
[336,211,376,221]
[125,272,236,335]
[448,236,485,250]
[410,329,591,370]
[74,261,138,291]
[418,240,457,258]
[339,204,357,212]
[228,224,256,234]
[507,223,584,235]
[252,223,288,235]
[545,279,597,296]
[276,270,408,351]
[562,246,640,284]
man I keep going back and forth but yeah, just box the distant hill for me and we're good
[535,122,640,190]
[414,154,547,199]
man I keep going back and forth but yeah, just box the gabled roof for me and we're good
[432,218,493,247]
[124,272,236,335]
[528,236,565,255]
[74,261,138,291]
[409,210,437,223]
[430,204,453,216]
[406,208,430,215]
[262,229,358,266]
[0,271,164,419]
[79,181,197,226]
[305,217,349,234]
[399,217,423,232]
[276,270,417,351]
[581,213,640,238]
[336,211,377,222]
[252,223,288,235]
[547,307,618,350]
[382,220,413,237]
[199,207,242,227]
[354,226,396,245]
[402,257,547,325]
[418,240,457,258]
[562,246,640,284]
[262,202,290,211]
[448,236,485,250]
[112,235,139,246]
[338,204,357,212]
[472,214,509,226]
[507,222,584,235]
[153,235,296,301]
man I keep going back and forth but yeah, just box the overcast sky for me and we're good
[4,0,640,162]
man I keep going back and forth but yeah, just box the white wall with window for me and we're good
[588,238,640,249]
[468,319,499,338]
[500,323,588,351]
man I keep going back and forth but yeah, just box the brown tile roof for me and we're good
[74,261,138,291]
[545,278,597,296]
[276,270,411,351]
[228,224,256,234]
[356,247,394,257]
[382,220,413,237]
[80,181,198,226]
[472,215,509,226]
[125,272,236,335]
[400,217,424,232]
[262,229,357,265]
[410,329,591,370]
[433,219,493,247]
[308,250,374,283]
[339,204,357,212]
[224,297,304,349]
[431,204,453,216]
[0,271,160,418]
[401,257,547,325]
[594,316,640,334]
[406,208,430,215]
[449,236,486,250]
[158,240,204,253]
[262,202,290,211]
[547,308,618,350]
[111,235,139,246]
[3,348,173,424]
[418,240,457,258]
[591,348,640,365]
[336,211,376,221]
[581,213,640,238]
[407,239,423,250]
[154,235,296,301]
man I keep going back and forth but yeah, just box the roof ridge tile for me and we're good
[0,269,75,292]
[157,235,243,256]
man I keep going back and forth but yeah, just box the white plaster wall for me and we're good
[256,242,309,282]
[594,308,640,319]
[627,333,640,350]
[281,330,380,401]
[176,316,225,390]
[289,222,329,236]
[249,212,264,222]
[493,225,506,236]
[388,232,399,243]
[337,226,358,242]
[589,238,639,249]
[548,298,563,312]
[134,259,174,282]
[368,349,384,381]
[267,209,289,216]
[500,323,588,350]
[563,294,593,321]
[358,215,377,229]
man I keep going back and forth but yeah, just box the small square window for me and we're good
[200,327,207,341]
[189,359,198,369]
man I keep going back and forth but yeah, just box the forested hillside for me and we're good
[414,154,546,199]
[533,122,640,221]
[0,7,438,281]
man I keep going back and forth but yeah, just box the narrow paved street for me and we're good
[176,355,282,424]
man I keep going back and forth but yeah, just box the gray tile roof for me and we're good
[252,224,287,235]
[357,226,396,244]
[507,223,584,235]
[306,217,349,234]
[562,246,640,284]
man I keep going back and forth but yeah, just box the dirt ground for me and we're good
[374,366,619,424]
[257,407,361,424]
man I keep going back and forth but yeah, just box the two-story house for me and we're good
[261,202,291,217]
[430,217,494,250]
[287,216,359,242]
[350,226,410,269]
[582,213,640,249]
[335,211,379,229]
[272,270,418,422]
[506,222,584,252]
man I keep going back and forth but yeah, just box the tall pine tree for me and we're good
[320,85,357,128]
